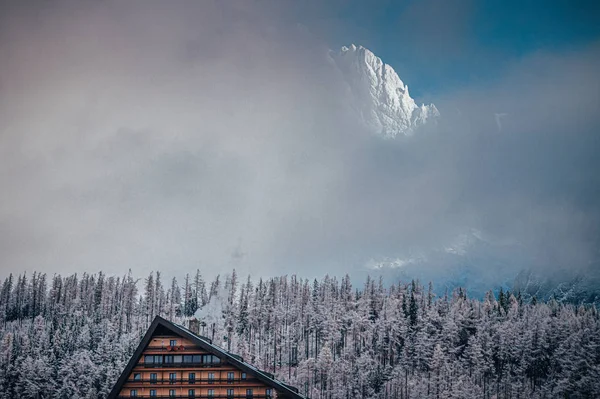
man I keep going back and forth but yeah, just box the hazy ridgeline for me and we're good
[0,270,599,398]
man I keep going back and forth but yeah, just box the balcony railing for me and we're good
[128,378,259,384]
[142,362,221,368]
[144,347,197,352]
[118,396,271,399]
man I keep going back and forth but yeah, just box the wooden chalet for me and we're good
[108,316,307,399]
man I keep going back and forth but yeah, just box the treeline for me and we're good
[0,270,599,398]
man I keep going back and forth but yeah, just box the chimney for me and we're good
[188,318,200,335]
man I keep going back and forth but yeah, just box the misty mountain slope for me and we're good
[364,229,531,299]
[366,230,600,304]
[513,266,600,304]
[329,44,439,138]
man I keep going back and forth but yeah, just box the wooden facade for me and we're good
[108,316,306,399]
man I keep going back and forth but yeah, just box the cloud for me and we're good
[0,1,598,288]
[431,43,600,273]
[0,0,353,279]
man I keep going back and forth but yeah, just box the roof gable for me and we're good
[108,316,307,399]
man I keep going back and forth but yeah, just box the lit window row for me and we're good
[129,387,272,397]
[133,371,246,383]
[143,354,221,365]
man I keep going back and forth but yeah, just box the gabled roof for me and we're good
[108,316,308,399]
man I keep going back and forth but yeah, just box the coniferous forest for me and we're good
[0,270,599,399]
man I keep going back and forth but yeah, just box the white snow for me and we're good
[329,44,439,138]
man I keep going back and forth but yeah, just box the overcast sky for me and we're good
[1,1,599,284]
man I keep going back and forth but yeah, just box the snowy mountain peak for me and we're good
[330,44,439,138]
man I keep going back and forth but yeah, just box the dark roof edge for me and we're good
[107,316,308,399]
[107,317,163,399]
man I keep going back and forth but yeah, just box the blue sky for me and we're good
[293,0,600,99]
